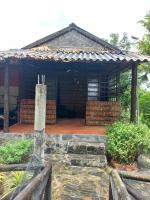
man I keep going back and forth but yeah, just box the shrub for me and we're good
[139,91,150,127]
[0,139,33,164]
[106,122,150,164]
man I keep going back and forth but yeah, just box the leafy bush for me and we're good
[106,122,150,164]
[139,90,150,127]
[0,139,33,164]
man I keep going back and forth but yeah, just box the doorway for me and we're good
[57,74,86,118]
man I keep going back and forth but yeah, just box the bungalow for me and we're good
[0,23,149,133]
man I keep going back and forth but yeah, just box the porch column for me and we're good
[34,76,47,165]
[4,64,9,132]
[130,63,137,123]
[116,72,120,101]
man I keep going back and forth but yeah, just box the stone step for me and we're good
[46,134,106,143]
[51,165,109,200]
[45,141,105,155]
[45,153,107,168]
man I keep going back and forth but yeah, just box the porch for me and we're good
[0,48,149,133]
[9,119,106,135]
[0,59,122,134]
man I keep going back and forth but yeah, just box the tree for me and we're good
[139,90,150,127]
[109,32,131,51]
[138,11,150,87]
[137,12,150,126]
[119,72,131,111]
[109,33,119,47]
[119,32,131,51]
[109,33,132,112]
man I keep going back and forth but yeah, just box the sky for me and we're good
[0,0,149,50]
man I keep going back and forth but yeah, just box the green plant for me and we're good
[139,90,150,127]
[106,122,150,164]
[0,172,5,196]
[1,171,31,199]
[0,173,5,184]
[0,139,33,164]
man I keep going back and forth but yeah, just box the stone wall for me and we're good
[86,101,121,126]
[20,99,56,124]
[33,30,105,49]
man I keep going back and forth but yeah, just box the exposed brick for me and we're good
[20,99,56,124]
[86,101,121,126]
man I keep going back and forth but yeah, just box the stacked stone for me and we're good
[46,140,107,168]
[45,134,109,200]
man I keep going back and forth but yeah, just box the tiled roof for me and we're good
[0,48,150,63]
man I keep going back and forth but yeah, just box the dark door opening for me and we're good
[57,74,86,118]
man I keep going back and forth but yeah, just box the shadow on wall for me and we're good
[0,107,18,128]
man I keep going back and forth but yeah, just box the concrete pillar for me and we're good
[34,84,47,131]
[34,75,47,165]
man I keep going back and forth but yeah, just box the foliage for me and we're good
[139,11,150,55]
[0,173,4,184]
[1,171,31,199]
[0,139,33,164]
[138,11,150,87]
[139,34,150,55]
[119,72,131,111]
[139,90,150,127]
[138,63,150,86]
[109,33,119,46]
[120,110,130,123]
[109,33,132,112]
[109,32,131,51]
[139,11,150,32]
[106,122,150,164]
[119,32,131,51]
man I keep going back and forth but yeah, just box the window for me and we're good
[88,78,99,100]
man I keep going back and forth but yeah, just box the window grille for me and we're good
[87,78,99,100]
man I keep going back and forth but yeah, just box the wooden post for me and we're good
[109,168,131,200]
[130,63,137,123]
[34,75,47,165]
[3,64,9,132]
[116,72,120,101]
[14,165,51,200]
[44,173,51,200]
[18,66,22,123]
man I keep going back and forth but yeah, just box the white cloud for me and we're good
[0,0,149,50]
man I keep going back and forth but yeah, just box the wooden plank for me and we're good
[32,175,49,200]
[119,170,150,182]
[0,163,44,172]
[4,64,9,132]
[14,164,52,200]
[130,63,137,123]
[44,173,51,200]
[110,169,131,200]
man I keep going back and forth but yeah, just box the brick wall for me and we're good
[86,101,121,126]
[20,99,56,124]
